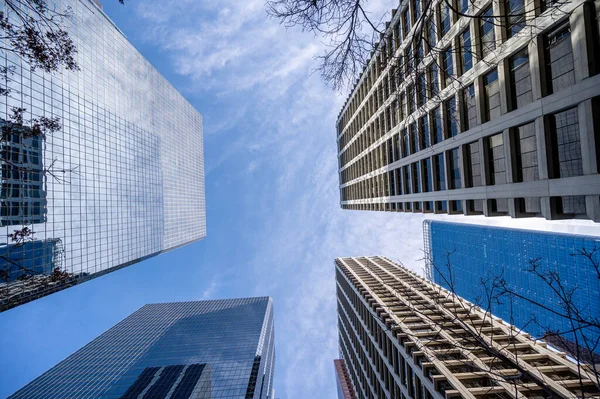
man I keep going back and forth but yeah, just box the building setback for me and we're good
[9,297,276,399]
[336,256,600,398]
[336,0,600,221]
[423,220,600,362]
[334,359,357,399]
[0,0,206,311]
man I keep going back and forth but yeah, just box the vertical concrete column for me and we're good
[503,128,518,217]
[578,99,598,176]
[443,150,452,196]
[479,137,489,186]
[525,0,542,19]
[492,0,507,47]
[528,36,547,101]
[570,2,594,82]
[440,95,449,140]
[502,128,515,184]
[470,18,481,65]
[534,116,554,220]
[450,0,459,24]
[451,36,460,84]
[474,76,485,126]
[458,144,469,214]
[497,58,511,114]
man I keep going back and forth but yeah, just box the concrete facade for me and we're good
[335,256,600,398]
[336,0,600,221]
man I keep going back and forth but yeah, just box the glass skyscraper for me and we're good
[424,220,600,359]
[9,297,276,398]
[0,0,205,311]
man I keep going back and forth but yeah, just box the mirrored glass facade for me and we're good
[9,297,276,399]
[424,220,600,358]
[0,0,206,311]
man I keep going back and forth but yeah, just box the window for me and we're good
[403,166,412,194]
[413,0,421,21]
[428,64,439,98]
[545,23,574,95]
[402,128,410,157]
[513,122,538,182]
[462,83,477,131]
[412,162,421,193]
[460,0,469,14]
[403,8,411,37]
[420,116,430,149]
[487,133,506,185]
[549,108,582,178]
[440,1,451,36]
[415,40,424,66]
[432,107,443,144]
[460,28,472,74]
[407,85,415,113]
[506,0,525,38]
[449,148,462,189]
[404,48,413,77]
[483,69,500,121]
[410,122,419,154]
[434,153,446,190]
[423,158,433,192]
[394,133,401,160]
[509,49,532,109]
[466,141,482,187]
[479,6,495,58]
[445,97,458,137]
[426,17,436,53]
[443,47,454,86]
[417,73,426,106]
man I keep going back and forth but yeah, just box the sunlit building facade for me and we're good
[334,359,357,399]
[423,220,600,361]
[9,297,276,399]
[336,0,600,221]
[336,256,600,398]
[0,0,206,311]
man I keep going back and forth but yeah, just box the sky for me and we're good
[0,0,599,398]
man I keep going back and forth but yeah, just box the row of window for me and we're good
[341,106,587,215]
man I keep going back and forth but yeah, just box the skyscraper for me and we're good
[9,297,276,398]
[423,220,600,361]
[334,359,357,399]
[336,0,600,221]
[0,0,205,311]
[336,256,600,398]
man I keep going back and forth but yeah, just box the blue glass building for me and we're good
[0,0,205,311]
[9,297,276,398]
[424,220,600,357]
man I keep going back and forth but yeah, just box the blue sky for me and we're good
[0,1,599,398]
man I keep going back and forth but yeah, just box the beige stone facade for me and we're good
[336,256,600,398]
[336,0,600,221]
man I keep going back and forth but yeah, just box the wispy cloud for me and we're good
[131,2,599,398]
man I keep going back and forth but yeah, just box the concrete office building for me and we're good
[9,297,275,399]
[336,0,600,221]
[334,359,357,399]
[0,0,205,311]
[336,256,600,398]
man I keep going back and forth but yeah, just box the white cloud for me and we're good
[132,2,600,397]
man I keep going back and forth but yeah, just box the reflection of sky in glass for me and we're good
[0,0,205,309]
[9,297,276,399]
[426,221,600,350]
